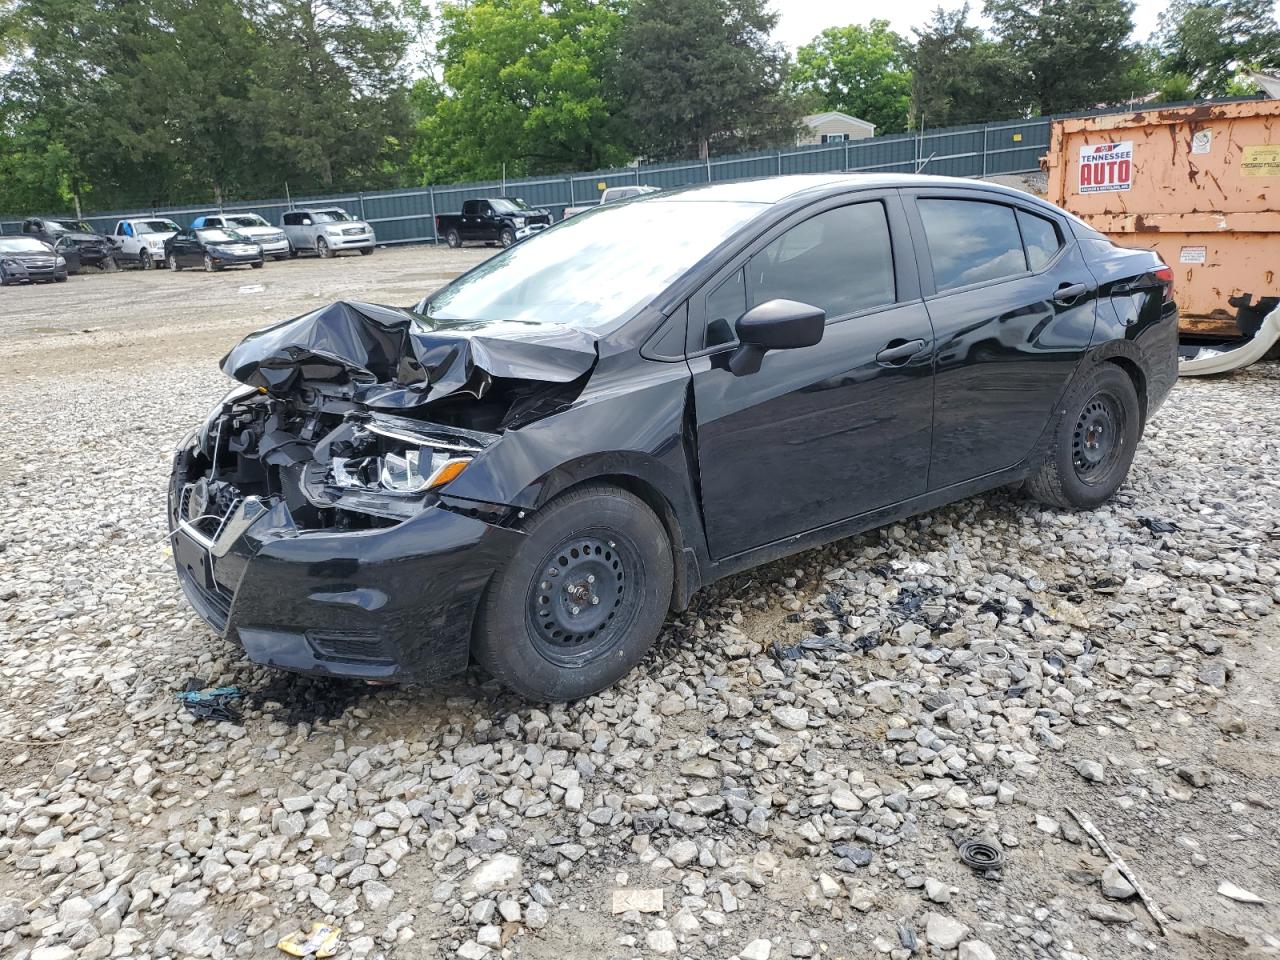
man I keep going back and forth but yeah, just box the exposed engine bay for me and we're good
[174,299,597,537]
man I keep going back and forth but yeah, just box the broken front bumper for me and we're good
[167,462,522,683]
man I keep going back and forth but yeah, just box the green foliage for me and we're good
[1158,0,1280,97]
[984,0,1141,115]
[793,21,912,134]
[0,0,414,214]
[413,0,630,183]
[616,0,801,161]
[909,5,1022,128]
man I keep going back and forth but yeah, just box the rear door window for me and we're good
[746,201,896,319]
[918,198,1027,291]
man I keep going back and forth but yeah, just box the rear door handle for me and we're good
[1053,282,1089,304]
[876,338,927,366]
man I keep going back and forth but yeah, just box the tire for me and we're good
[473,483,673,701]
[1026,364,1140,510]
[499,228,516,248]
[203,254,218,272]
[317,236,332,259]
[274,255,289,261]
[359,246,373,256]
[139,251,152,270]
[0,267,9,287]
[250,261,263,269]
[102,256,118,273]
[168,253,181,272]
[54,274,67,283]
[445,229,461,248]
[288,245,298,259]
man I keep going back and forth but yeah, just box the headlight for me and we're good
[512,217,526,227]
[55,256,66,266]
[324,226,342,235]
[336,447,470,494]
[1,258,17,267]
[148,237,165,248]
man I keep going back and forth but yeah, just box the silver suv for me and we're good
[280,208,375,258]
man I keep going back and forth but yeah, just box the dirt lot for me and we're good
[0,249,1278,960]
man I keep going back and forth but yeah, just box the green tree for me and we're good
[909,5,1021,127]
[413,0,629,183]
[793,21,912,134]
[1157,0,1280,97]
[617,0,801,160]
[984,0,1140,115]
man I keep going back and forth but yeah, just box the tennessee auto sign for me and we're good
[1078,141,1133,193]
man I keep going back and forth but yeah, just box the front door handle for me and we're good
[1053,281,1089,304]
[876,338,927,366]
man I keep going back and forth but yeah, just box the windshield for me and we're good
[138,219,179,234]
[426,199,764,329]
[490,198,531,214]
[312,209,353,223]
[0,237,52,253]
[227,215,268,228]
[47,219,93,234]
[197,229,248,243]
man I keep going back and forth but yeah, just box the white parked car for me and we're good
[563,185,659,220]
[191,213,292,260]
[280,208,375,258]
[110,218,181,270]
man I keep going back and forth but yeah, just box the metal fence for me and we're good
[1,100,1242,243]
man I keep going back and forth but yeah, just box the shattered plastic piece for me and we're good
[1180,307,1280,376]
[770,634,849,664]
[1139,516,1179,534]
[277,921,342,957]
[221,299,598,410]
[176,678,245,722]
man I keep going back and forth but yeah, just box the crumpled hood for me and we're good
[61,232,108,244]
[220,300,598,410]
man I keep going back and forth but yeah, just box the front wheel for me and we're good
[139,251,153,270]
[499,228,516,248]
[203,254,218,272]
[474,483,673,701]
[359,246,373,256]
[316,237,332,259]
[250,260,263,269]
[1026,364,1140,509]
[169,253,181,272]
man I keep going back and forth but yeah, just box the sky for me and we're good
[773,0,1172,50]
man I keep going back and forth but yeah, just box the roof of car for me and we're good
[656,173,1041,206]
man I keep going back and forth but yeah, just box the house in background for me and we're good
[798,111,876,146]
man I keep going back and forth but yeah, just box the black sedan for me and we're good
[0,236,70,284]
[169,174,1177,701]
[165,227,264,271]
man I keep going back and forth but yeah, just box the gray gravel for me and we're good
[1,268,1279,960]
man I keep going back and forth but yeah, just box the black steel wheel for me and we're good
[1026,364,1140,509]
[474,483,673,701]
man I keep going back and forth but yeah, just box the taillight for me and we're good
[1154,264,1174,303]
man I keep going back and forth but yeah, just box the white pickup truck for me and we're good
[562,185,658,220]
[110,217,181,270]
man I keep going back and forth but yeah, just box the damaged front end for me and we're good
[169,300,597,682]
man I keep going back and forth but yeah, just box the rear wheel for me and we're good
[1026,364,1140,509]
[474,483,673,701]
[316,236,332,259]
[445,228,461,248]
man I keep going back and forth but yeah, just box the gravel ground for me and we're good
[1,254,1278,960]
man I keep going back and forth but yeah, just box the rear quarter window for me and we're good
[1017,209,1063,271]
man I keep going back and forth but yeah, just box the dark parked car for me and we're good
[170,174,1177,701]
[165,227,264,271]
[21,217,114,271]
[436,197,552,248]
[0,236,70,284]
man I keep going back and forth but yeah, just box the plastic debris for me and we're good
[1139,517,1179,534]
[277,921,342,957]
[177,678,245,722]
[770,634,849,664]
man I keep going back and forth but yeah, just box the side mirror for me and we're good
[728,298,825,376]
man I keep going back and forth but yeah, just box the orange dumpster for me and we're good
[1044,100,1279,338]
